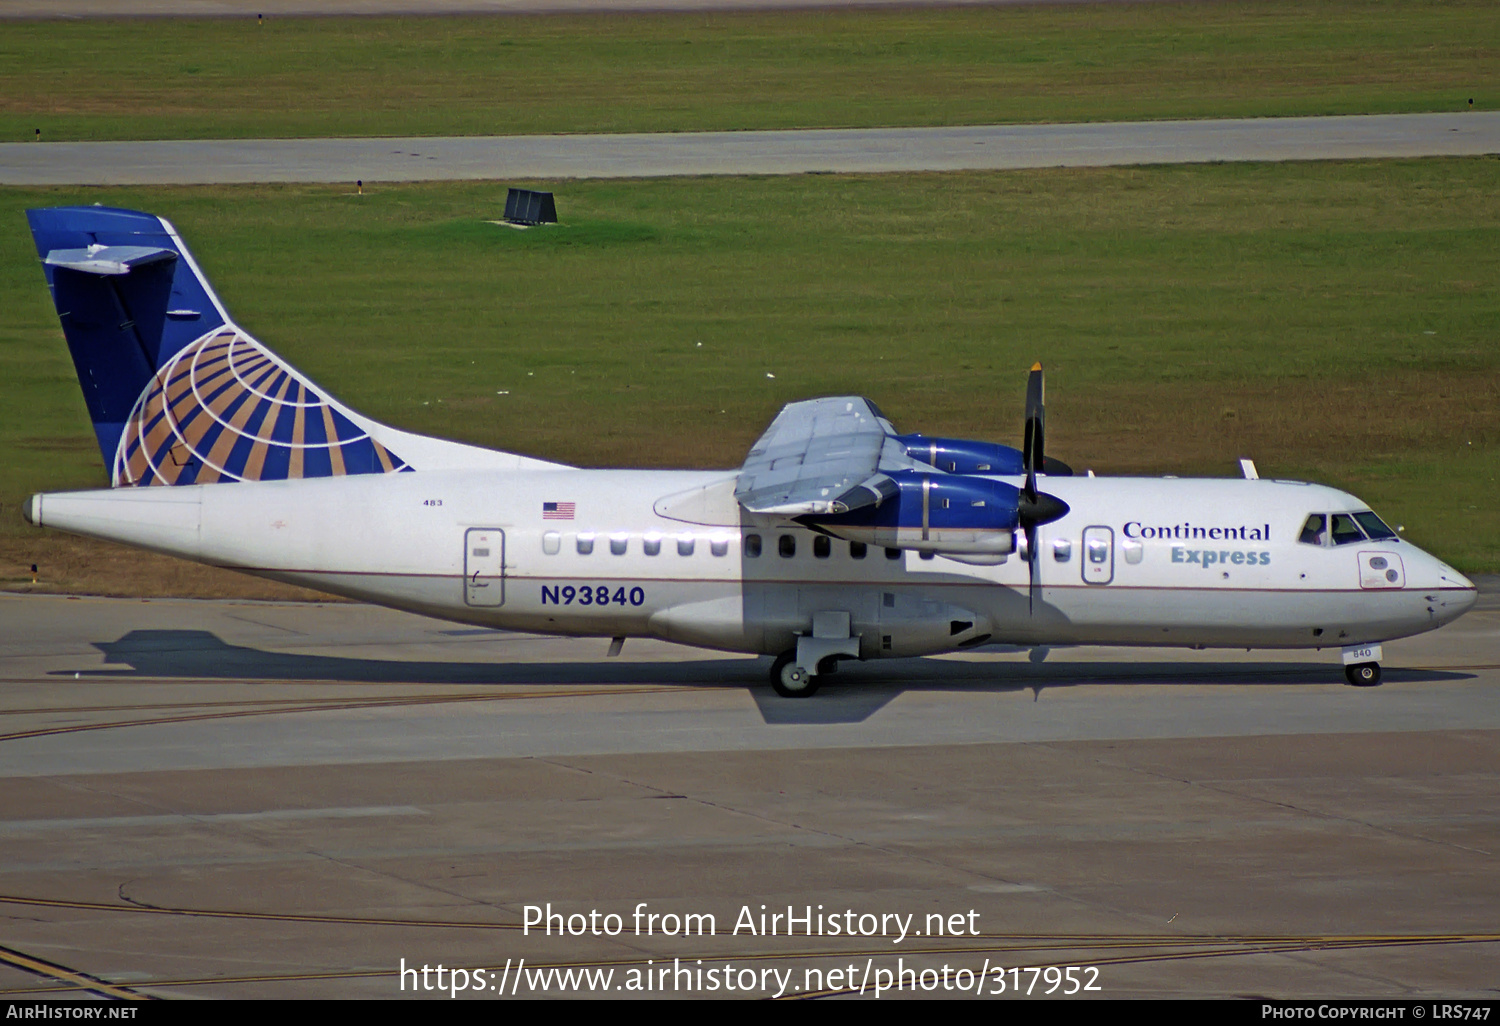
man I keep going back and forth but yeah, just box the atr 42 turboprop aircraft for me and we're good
[23,207,1478,696]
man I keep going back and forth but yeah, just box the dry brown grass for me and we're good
[3,4,1496,141]
[1055,371,1499,478]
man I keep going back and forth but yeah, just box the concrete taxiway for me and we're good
[0,590,1495,999]
[4,112,1498,186]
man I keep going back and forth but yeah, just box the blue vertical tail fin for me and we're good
[27,206,412,486]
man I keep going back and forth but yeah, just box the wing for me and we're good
[734,397,920,515]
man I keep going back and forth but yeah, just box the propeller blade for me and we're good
[1022,362,1045,503]
[1020,493,1072,614]
[1026,523,1038,615]
[1019,364,1070,613]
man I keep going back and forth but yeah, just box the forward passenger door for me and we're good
[464,528,506,606]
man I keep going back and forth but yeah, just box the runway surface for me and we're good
[5,112,1498,186]
[0,591,1495,999]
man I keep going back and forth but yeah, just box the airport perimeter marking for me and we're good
[0,944,151,1001]
[3,933,1498,998]
[0,661,1490,744]
[2,112,1497,186]
[0,685,681,743]
[2,894,1494,951]
[0,667,1478,742]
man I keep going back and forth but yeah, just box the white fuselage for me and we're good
[29,470,1477,660]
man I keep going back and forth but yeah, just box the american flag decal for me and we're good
[542,501,576,520]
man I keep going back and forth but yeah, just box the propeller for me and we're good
[1018,363,1070,613]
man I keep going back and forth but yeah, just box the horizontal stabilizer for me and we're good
[44,245,177,276]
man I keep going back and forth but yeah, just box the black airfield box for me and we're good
[504,188,557,225]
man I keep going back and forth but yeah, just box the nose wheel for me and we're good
[771,651,820,698]
[1344,662,1381,687]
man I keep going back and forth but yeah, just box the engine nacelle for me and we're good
[805,472,1021,556]
[895,434,1025,476]
[895,434,1072,477]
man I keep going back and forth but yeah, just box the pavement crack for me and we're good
[222,613,308,635]
[1047,745,1496,860]
[1198,781,1495,858]
[117,880,159,910]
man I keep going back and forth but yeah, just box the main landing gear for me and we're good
[770,618,861,698]
[771,651,821,698]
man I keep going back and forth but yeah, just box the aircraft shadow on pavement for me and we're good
[71,630,758,687]
[58,630,1475,727]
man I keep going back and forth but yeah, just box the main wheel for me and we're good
[770,651,820,698]
[1344,662,1381,687]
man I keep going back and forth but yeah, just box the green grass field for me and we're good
[3,1,1496,141]
[3,158,1496,593]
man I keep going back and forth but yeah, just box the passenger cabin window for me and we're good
[885,547,902,560]
[677,534,695,557]
[576,533,595,555]
[1087,537,1109,563]
[643,534,662,556]
[1298,514,1327,546]
[610,534,629,556]
[849,542,867,559]
[744,534,762,558]
[1354,511,1398,541]
[1330,514,1366,546]
[1053,539,1072,562]
[813,536,831,559]
[542,531,561,555]
[779,534,796,558]
[710,537,730,557]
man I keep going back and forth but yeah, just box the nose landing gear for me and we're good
[1340,644,1383,687]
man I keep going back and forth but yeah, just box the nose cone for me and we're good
[1439,567,1479,620]
[1410,547,1478,623]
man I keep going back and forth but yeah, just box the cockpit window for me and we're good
[1298,514,1326,546]
[1353,511,1397,541]
[1329,514,1366,546]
